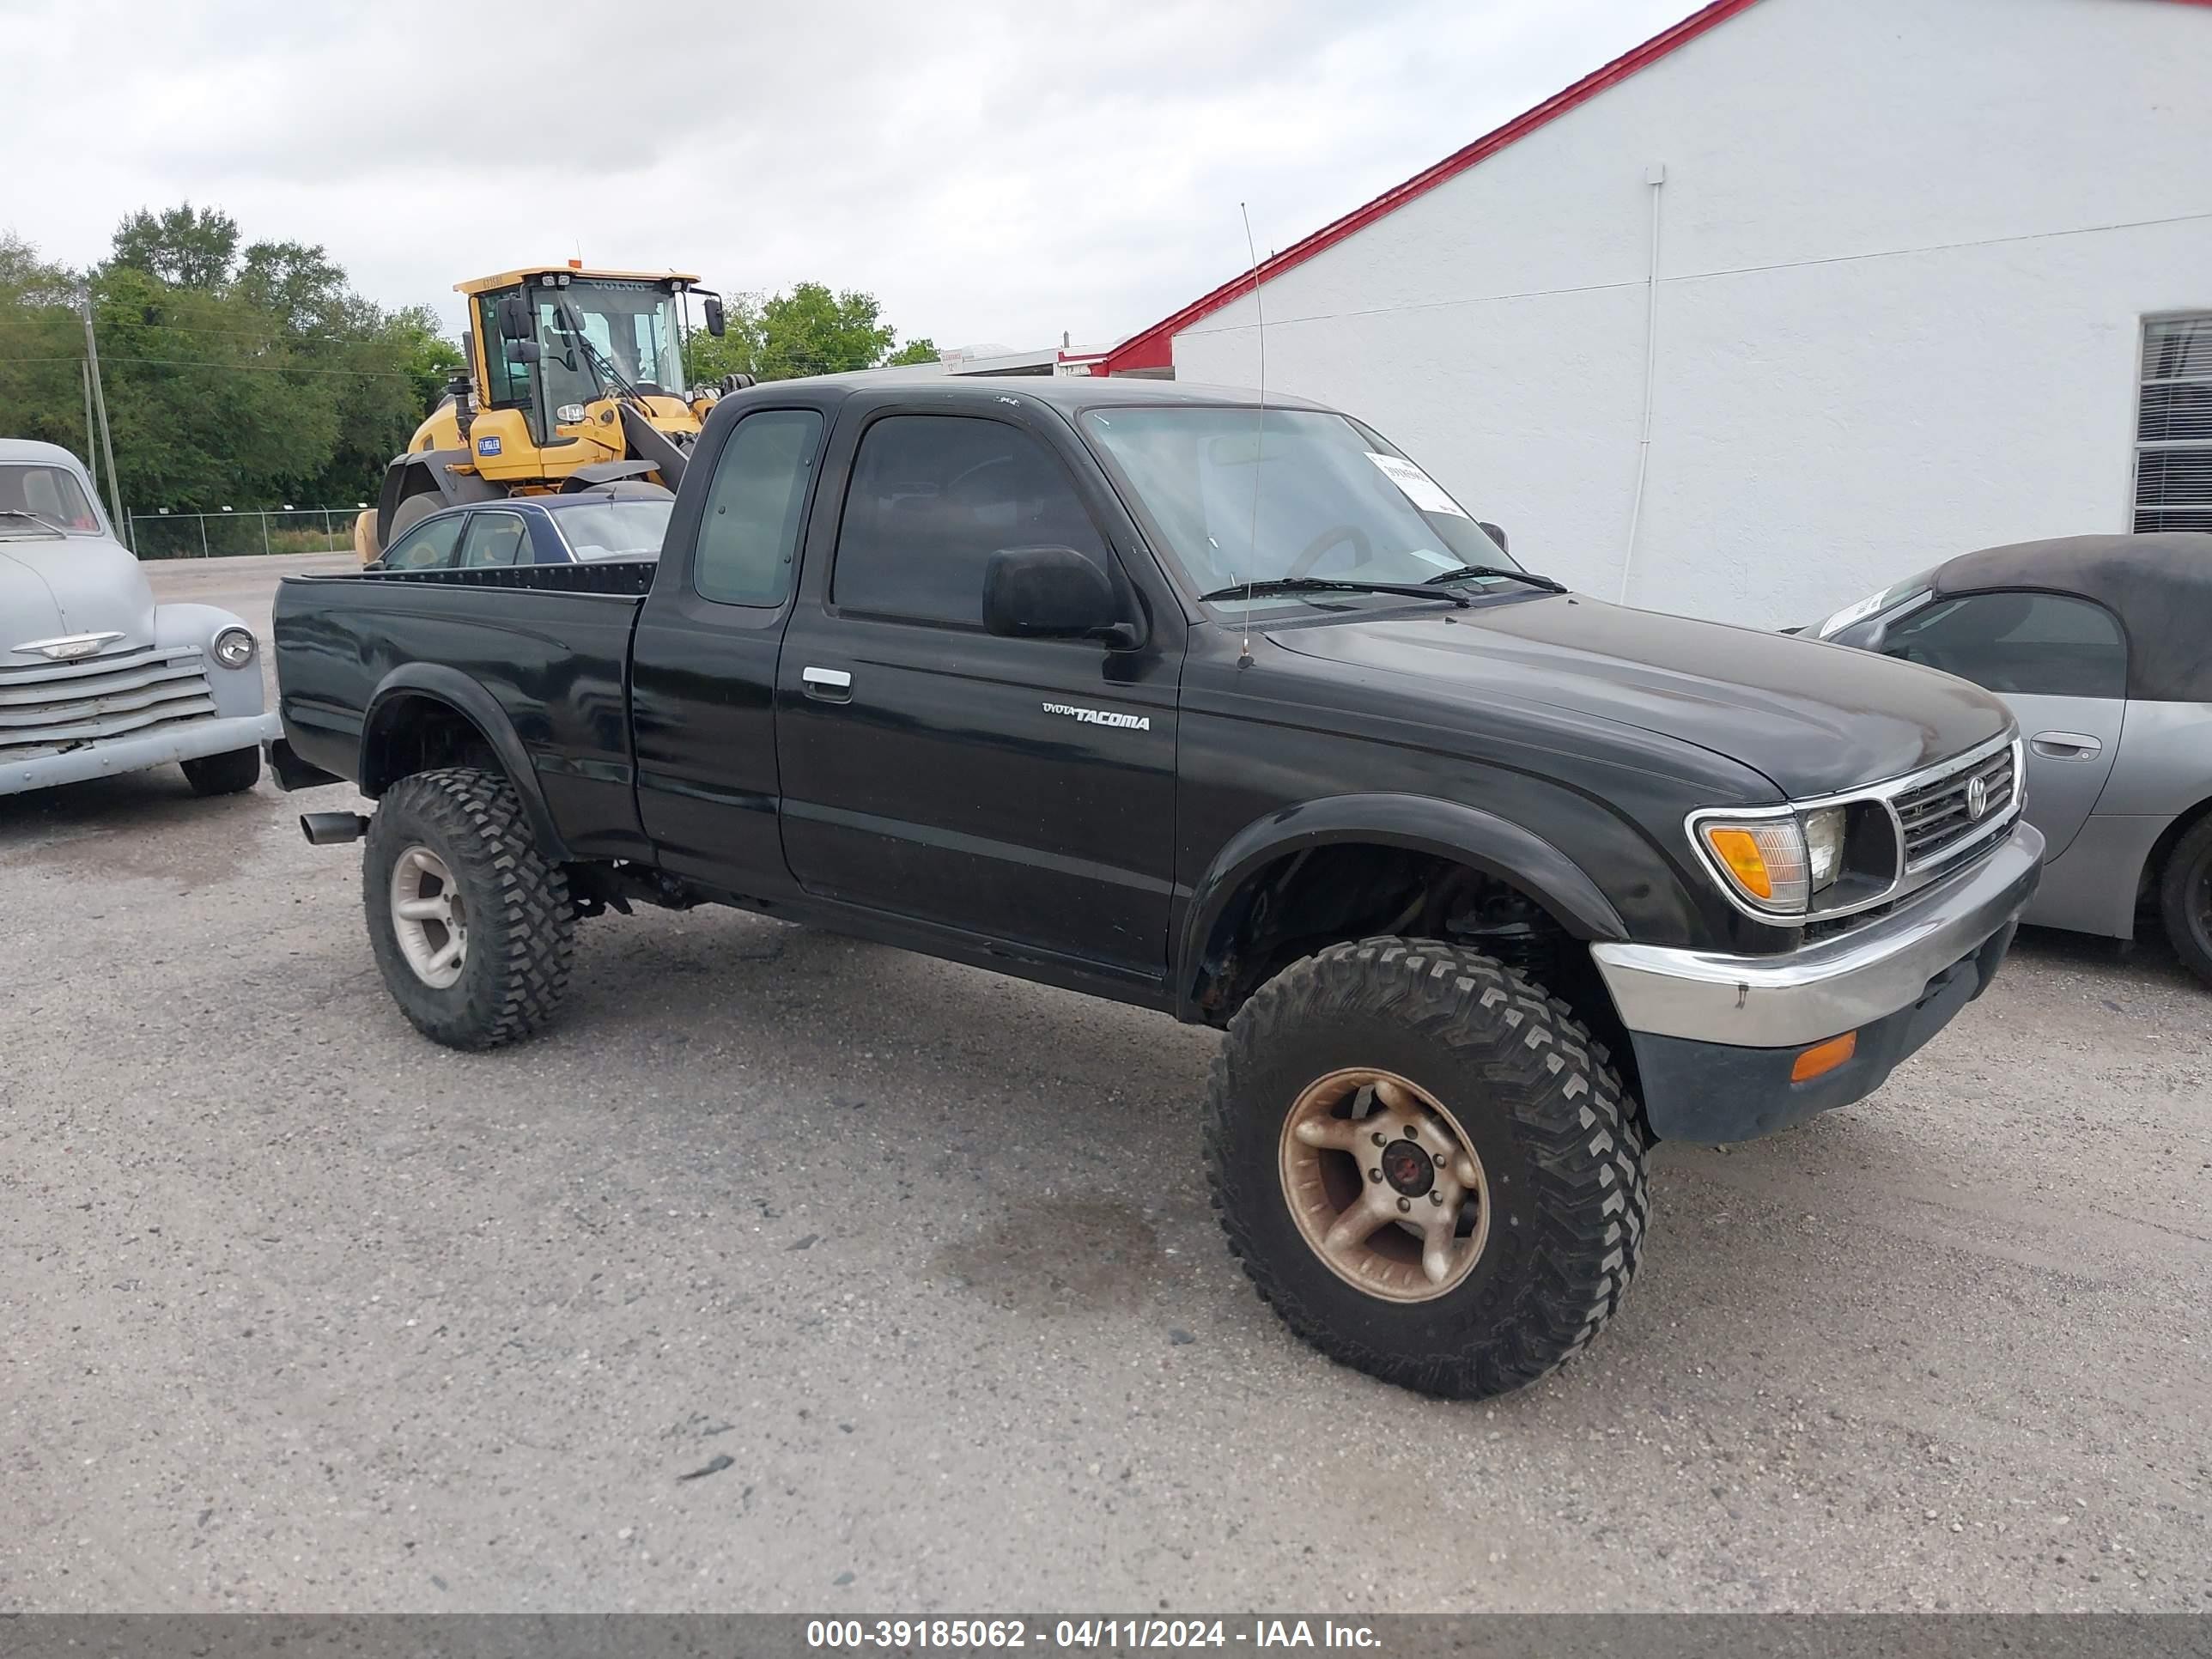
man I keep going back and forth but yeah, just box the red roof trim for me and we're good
[1095,0,1767,374]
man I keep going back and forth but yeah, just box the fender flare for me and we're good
[1174,792,1627,1018]
[376,449,503,544]
[357,664,572,862]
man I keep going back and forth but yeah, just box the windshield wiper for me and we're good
[0,508,70,538]
[1199,576,1469,609]
[1421,563,1567,594]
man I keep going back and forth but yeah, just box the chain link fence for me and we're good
[129,507,366,560]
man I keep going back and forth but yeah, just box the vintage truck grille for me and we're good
[0,645,219,763]
[1893,742,2018,872]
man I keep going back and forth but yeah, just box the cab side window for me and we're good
[694,409,824,606]
[382,514,465,570]
[831,415,1108,628]
[1881,592,2127,699]
[459,511,530,568]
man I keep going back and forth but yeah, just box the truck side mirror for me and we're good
[982,546,1136,646]
[505,340,543,363]
[1477,520,1509,554]
[702,295,726,337]
[495,295,533,341]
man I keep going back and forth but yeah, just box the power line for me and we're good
[0,354,421,379]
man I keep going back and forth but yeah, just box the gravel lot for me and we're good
[3,555,2207,1613]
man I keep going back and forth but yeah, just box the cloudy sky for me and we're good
[5,0,1691,354]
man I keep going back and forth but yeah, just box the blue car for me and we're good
[370,483,672,573]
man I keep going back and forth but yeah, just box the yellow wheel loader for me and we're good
[355,264,749,561]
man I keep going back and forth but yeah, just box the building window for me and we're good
[2135,313,2212,533]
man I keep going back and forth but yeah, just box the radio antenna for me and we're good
[1237,201,1267,669]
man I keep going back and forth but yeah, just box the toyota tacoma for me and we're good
[269,378,2041,1400]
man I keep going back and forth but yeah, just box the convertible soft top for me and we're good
[1934,532,2212,702]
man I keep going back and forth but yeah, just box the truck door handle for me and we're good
[2029,730,2101,761]
[802,665,853,702]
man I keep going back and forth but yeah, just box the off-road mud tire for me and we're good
[363,767,574,1050]
[1204,936,1647,1399]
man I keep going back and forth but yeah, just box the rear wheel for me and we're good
[363,767,574,1049]
[2158,814,2212,989]
[180,746,259,796]
[1204,936,1646,1400]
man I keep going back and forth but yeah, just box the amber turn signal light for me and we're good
[1790,1030,1858,1083]
[1704,826,1774,900]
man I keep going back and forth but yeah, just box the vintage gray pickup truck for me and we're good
[2,439,275,799]
[271,378,2043,1399]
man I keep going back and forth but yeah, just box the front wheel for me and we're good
[363,767,574,1049]
[2159,814,2212,990]
[180,746,260,796]
[1204,936,1646,1400]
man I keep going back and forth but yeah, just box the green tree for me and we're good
[686,282,936,383]
[884,337,939,367]
[0,234,97,462]
[111,202,240,289]
[2,208,468,523]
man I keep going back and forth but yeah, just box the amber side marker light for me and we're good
[1791,1030,1858,1083]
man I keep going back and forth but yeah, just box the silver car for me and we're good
[2,439,278,798]
[1810,532,2212,986]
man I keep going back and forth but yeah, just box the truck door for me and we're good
[1876,590,2126,859]
[630,403,833,894]
[775,406,1182,981]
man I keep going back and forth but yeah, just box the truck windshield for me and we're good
[535,279,685,404]
[0,464,103,537]
[1081,406,1516,608]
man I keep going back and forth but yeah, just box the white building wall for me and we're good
[1170,0,2212,628]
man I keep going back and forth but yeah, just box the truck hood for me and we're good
[1267,594,2013,799]
[0,536,155,660]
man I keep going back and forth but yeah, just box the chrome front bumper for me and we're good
[1591,821,2045,1049]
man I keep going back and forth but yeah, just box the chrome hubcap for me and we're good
[389,845,467,988]
[1278,1068,1490,1303]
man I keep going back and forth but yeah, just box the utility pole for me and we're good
[81,294,128,550]
[81,359,97,474]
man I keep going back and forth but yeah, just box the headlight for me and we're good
[212,627,256,670]
[1696,817,1811,915]
[1802,806,1845,892]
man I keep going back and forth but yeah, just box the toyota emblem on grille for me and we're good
[1965,773,1990,822]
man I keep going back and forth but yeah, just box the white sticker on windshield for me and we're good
[1816,591,1887,638]
[1364,453,1469,518]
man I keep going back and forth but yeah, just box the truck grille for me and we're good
[1893,742,2018,872]
[0,645,219,763]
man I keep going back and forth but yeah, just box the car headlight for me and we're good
[212,627,256,670]
[1802,806,1844,891]
[1694,805,1851,917]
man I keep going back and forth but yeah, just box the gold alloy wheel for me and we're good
[1278,1068,1490,1303]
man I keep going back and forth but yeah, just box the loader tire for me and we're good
[1204,936,1647,1400]
[384,490,446,550]
[363,767,574,1051]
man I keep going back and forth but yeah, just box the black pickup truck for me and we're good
[270,376,2042,1400]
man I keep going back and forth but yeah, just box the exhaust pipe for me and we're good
[300,811,371,847]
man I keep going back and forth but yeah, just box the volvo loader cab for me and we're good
[355,264,746,561]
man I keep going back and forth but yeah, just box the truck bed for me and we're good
[272,561,653,859]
